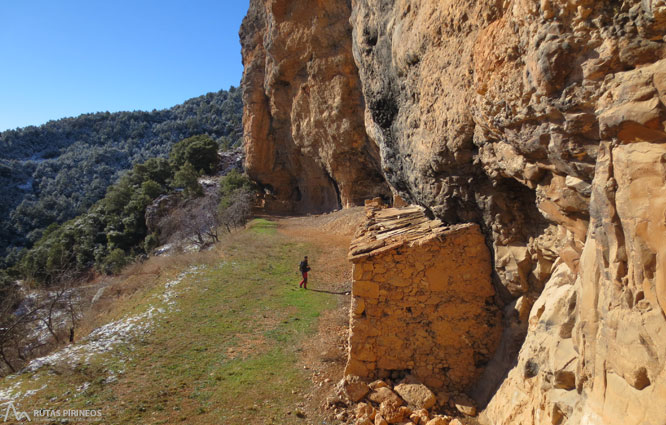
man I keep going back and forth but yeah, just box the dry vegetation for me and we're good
[0,209,365,425]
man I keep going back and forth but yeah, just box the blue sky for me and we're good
[0,1,249,131]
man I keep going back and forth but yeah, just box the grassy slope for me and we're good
[1,219,336,424]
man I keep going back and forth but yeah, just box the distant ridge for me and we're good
[0,87,243,267]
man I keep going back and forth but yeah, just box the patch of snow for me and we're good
[103,374,118,384]
[91,287,106,306]
[183,244,199,253]
[1,266,205,403]
[24,306,161,372]
[20,266,202,375]
[0,382,22,402]
[0,383,47,403]
[23,384,46,397]
[198,177,219,187]
[154,244,173,256]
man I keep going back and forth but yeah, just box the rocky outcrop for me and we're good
[239,0,390,214]
[215,147,244,176]
[348,0,666,423]
[145,194,181,236]
[241,0,666,423]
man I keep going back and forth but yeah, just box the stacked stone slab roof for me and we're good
[349,200,473,262]
[345,200,502,391]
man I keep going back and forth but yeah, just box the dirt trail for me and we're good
[276,207,364,292]
[0,210,365,425]
[275,207,365,422]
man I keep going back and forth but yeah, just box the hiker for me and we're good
[299,256,311,289]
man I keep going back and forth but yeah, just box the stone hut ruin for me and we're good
[345,200,502,391]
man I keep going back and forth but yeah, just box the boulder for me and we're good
[394,382,436,410]
[453,394,477,417]
[343,375,371,402]
[369,380,390,390]
[409,408,430,425]
[367,387,404,406]
[375,414,388,425]
[379,400,410,424]
[355,402,376,421]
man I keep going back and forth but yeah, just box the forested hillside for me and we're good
[0,87,242,267]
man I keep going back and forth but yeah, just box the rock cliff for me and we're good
[241,0,666,423]
[240,0,391,214]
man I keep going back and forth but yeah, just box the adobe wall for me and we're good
[345,209,502,392]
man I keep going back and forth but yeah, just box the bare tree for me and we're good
[0,267,83,375]
[219,189,254,233]
[38,272,81,345]
[0,288,43,373]
[159,195,221,250]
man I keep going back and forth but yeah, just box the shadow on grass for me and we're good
[307,288,350,295]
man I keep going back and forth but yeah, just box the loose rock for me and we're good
[394,382,437,410]
[367,387,404,406]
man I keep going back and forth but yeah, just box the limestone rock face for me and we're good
[239,0,390,214]
[348,0,666,423]
[145,193,181,235]
[241,0,666,423]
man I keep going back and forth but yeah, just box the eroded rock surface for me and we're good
[348,1,666,423]
[241,0,666,423]
[239,0,390,214]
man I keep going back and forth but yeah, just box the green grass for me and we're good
[248,218,278,235]
[5,219,337,425]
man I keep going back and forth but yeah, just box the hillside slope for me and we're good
[0,212,361,424]
[0,88,242,266]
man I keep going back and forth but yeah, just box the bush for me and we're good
[141,180,165,199]
[219,170,254,207]
[0,269,14,301]
[169,135,219,175]
[173,162,203,198]
[102,248,129,275]
[143,233,159,253]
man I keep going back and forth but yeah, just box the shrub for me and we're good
[173,162,203,198]
[169,135,219,175]
[102,248,129,275]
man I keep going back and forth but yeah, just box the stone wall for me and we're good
[345,204,502,392]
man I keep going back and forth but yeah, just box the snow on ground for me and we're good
[0,382,21,402]
[23,305,163,373]
[0,265,205,402]
[154,243,173,256]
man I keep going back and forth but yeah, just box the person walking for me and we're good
[299,256,311,289]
